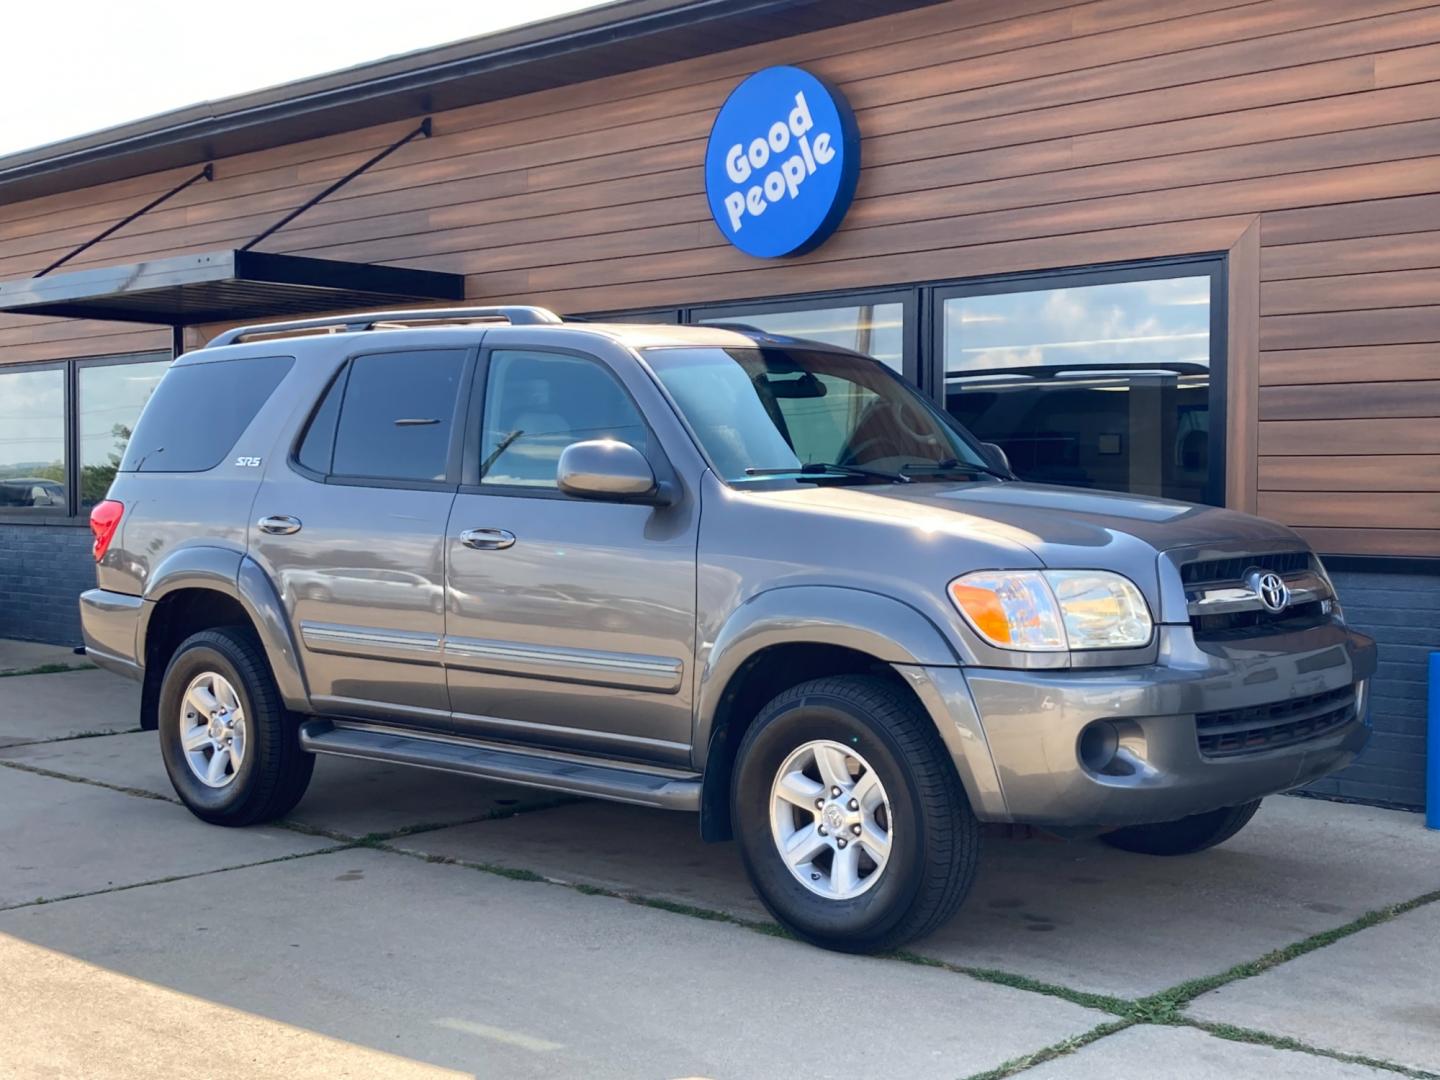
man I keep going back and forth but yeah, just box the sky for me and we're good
[0,0,610,158]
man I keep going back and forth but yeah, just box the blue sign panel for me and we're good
[704,66,860,259]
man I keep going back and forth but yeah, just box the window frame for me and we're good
[289,345,478,492]
[0,350,170,526]
[586,255,1228,507]
[459,344,671,501]
[928,256,1228,507]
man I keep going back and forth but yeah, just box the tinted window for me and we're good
[332,350,466,482]
[295,367,346,475]
[0,365,66,511]
[121,354,292,473]
[78,356,169,505]
[480,351,647,488]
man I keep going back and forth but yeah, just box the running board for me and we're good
[298,720,701,812]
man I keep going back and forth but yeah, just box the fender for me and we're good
[138,545,310,711]
[694,586,1008,833]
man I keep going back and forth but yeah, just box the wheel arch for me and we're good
[137,548,308,729]
[694,586,975,842]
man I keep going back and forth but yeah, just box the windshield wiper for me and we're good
[744,462,912,484]
[900,458,1009,481]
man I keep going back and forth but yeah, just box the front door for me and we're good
[252,345,470,721]
[443,346,698,765]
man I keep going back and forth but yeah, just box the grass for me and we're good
[0,662,92,678]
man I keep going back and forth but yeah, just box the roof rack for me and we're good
[207,305,562,347]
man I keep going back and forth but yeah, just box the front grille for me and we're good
[1195,686,1355,758]
[1181,550,1311,587]
[1191,600,1328,640]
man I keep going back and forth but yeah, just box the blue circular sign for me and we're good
[704,66,860,259]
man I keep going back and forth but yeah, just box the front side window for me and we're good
[331,349,466,483]
[479,350,648,488]
[78,356,170,505]
[941,270,1219,503]
[0,365,66,511]
[646,346,991,485]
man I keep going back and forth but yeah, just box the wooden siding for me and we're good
[1,0,1438,556]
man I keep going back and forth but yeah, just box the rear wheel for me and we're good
[158,627,314,826]
[731,675,979,953]
[1100,799,1262,856]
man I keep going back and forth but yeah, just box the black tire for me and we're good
[731,674,979,954]
[158,627,314,827]
[1100,799,1262,856]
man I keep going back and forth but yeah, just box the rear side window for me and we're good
[330,350,466,483]
[121,354,293,473]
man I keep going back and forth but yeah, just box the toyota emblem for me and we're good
[1246,569,1291,614]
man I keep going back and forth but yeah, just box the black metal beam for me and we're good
[35,165,213,278]
[242,119,432,252]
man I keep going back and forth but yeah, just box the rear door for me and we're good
[251,343,473,722]
[442,340,699,765]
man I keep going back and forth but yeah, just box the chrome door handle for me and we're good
[460,528,515,550]
[258,515,303,536]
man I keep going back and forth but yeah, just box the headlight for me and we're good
[1313,555,1345,623]
[947,570,1153,651]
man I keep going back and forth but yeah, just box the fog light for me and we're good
[1079,721,1120,774]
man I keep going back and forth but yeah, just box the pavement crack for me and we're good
[0,726,143,748]
[0,757,177,803]
[1136,885,1440,1021]
[1179,1019,1440,1080]
[959,1019,1136,1080]
[0,844,355,913]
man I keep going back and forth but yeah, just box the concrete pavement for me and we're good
[1,667,1438,1079]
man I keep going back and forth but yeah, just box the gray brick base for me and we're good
[0,524,93,646]
[1303,570,1436,811]
[1,523,1434,810]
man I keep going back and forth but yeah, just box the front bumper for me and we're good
[78,588,144,680]
[938,622,1377,829]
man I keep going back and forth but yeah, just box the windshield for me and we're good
[644,346,995,484]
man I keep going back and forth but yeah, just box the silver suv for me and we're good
[80,306,1376,952]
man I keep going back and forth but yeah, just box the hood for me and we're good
[745,480,1307,621]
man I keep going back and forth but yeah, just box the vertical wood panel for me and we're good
[1227,218,1262,514]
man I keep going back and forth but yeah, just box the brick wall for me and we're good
[1303,571,1437,811]
[0,524,92,645]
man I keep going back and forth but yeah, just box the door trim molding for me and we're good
[443,634,683,693]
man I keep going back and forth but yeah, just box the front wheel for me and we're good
[1100,799,1262,856]
[731,675,979,954]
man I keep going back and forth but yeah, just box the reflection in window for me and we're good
[698,301,906,372]
[0,366,67,511]
[942,275,1215,503]
[78,357,170,506]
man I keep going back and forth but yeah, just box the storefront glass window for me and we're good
[78,357,170,506]
[941,273,1217,504]
[0,366,67,512]
[697,301,906,372]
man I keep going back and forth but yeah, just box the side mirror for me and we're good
[980,442,1013,475]
[558,440,663,502]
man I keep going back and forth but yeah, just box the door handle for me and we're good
[460,528,515,550]
[258,515,303,536]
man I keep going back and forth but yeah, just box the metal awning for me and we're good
[0,249,465,325]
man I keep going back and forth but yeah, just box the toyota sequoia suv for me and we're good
[80,306,1376,953]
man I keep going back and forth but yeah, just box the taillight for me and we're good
[90,500,124,562]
